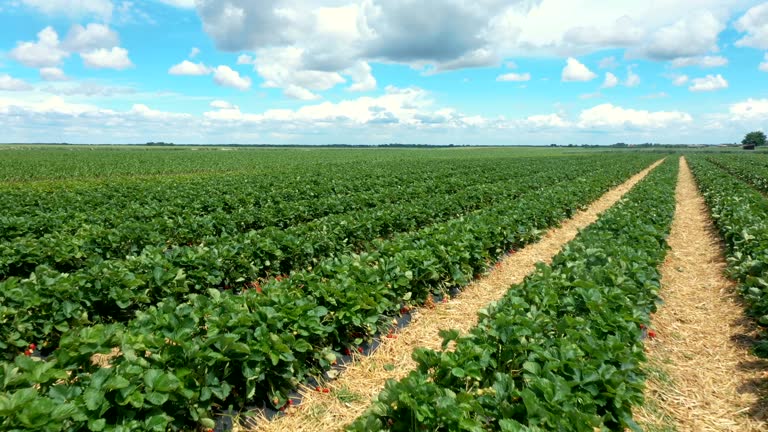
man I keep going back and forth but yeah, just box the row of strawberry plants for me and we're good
[687,156,768,350]
[0,157,658,431]
[349,157,678,431]
[0,156,640,358]
[0,155,536,243]
[703,154,768,194]
[0,168,529,279]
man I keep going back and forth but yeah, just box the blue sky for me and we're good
[1,0,768,145]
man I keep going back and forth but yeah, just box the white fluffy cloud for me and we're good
[730,98,768,120]
[81,47,133,70]
[521,113,570,128]
[189,1,751,100]
[561,15,645,48]
[189,47,201,58]
[625,67,640,87]
[735,3,768,49]
[345,61,377,92]
[0,74,33,91]
[671,55,728,68]
[213,65,252,90]
[496,72,531,82]
[21,0,113,19]
[40,67,68,81]
[689,74,728,92]
[601,72,618,88]
[561,57,597,82]
[254,47,345,99]
[760,53,768,72]
[210,100,237,109]
[10,27,69,68]
[169,60,212,76]
[578,104,692,129]
[640,11,725,60]
[11,25,133,72]
[64,24,119,53]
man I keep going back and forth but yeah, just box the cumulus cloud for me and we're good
[169,60,212,76]
[601,72,618,88]
[521,113,570,128]
[210,100,237,109]
[0,74,33,91]
[671,55,728,68]
[562,15,645,48]
[255,47,345,99]
[730,98,768,120]
[81,47,133,70]
[496,72,530,82]
[641,11,724,60]
[11,24,133,72]
[213,65,252,90]
[10,27,69,68]
[63,23,119,53]
[735,3,768,49]
[345,61,377,92]
[561,57,597,82]
[578,104,692,129]
[689,74,728,92]
[189,47,201,58]
[40,67,68,81]
[624,67,640,87]
[237,54,256,65]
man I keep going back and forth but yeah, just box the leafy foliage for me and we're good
[688,155,768,353]
[349,159,678,431]
[0,148,662,430]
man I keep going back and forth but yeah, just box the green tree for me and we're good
[742,131,767,147]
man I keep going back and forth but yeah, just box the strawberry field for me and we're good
[3,146,768,431]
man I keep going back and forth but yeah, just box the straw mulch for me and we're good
[246,159,664,432]
[636,157,768,432]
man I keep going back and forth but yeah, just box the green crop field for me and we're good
[2,146,768,432]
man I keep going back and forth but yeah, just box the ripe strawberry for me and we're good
[316,386,322,392]
[288,399,293,405]
[357,346,363,353]
[322,388,330,394]
[343,348,351,356]
[28,343,36,350]
[648,330,657,339]
[23,349,31,356]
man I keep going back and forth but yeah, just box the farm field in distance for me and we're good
[1,145,768,431]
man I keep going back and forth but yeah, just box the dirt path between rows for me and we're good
[637,157,768,432]
[248,159,664,432]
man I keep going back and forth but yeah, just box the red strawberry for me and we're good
[322,388,330,394]
[316,386,322,392]
[23,349,31,356]
[28,343,36,350]
[357,346,363,353]
[648,330,657,339]
[343,348,351,356]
